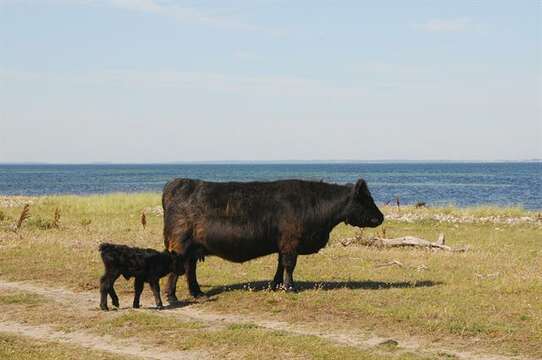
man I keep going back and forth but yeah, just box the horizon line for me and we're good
[0,159,540,165]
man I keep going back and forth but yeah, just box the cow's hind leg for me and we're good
[281,252,298,292]
[271,254,284,290]
[165,273,179,304]
[164,230,190,304]
[185,256,204,298]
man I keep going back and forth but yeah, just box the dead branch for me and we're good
[341,233,468,252]
[375,260,404,268]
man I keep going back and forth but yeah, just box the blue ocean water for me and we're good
[0,163,540,210]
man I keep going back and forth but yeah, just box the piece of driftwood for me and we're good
[341,233,468,252]
[375,260,404,268]
[374,260,429,271]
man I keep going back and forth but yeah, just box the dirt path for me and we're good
[0,320,206,360]
[0,279,532,360]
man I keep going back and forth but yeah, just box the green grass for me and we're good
[0,193,541,358]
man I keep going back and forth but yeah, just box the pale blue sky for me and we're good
[1,0,540,163]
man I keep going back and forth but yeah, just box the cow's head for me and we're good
[345,179,384,228]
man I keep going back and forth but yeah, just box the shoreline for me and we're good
[1,194,540,225]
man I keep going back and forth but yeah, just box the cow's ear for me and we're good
[354,179,368,197]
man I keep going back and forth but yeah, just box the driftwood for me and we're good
[374,260,430,271]
[341,233,468,252]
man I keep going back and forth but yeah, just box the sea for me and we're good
[0,162,540,210]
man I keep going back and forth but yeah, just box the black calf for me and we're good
[98,243,183,311]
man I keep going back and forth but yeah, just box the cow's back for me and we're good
[162,179,346,261]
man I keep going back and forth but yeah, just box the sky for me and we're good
[0,0,541,163]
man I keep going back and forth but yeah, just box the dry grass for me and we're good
[52,208,61,229]
[381,203,538,218]
[0,193,541,358]
[0,288,420,360]
[0,333,130,360]
[15,204,30,231]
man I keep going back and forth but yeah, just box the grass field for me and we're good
[0,194,540,359]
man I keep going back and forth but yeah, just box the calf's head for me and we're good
[344,179,384,228]
[169,252,186,276]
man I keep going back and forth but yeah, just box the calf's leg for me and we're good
[149,279,164,309]
[133,277,144,309]
[108,273,120,308]
[99,274,110,311]
[99,270,119,311]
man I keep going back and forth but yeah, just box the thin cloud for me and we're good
[0,69,372,98]
[416,17,474,33]
[94,0,282,34]
[0,0,280,34]
[103,0,252,30]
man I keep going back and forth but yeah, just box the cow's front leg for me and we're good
[185,256,205,298]
[281,252,298,292]
[271,253,284,290]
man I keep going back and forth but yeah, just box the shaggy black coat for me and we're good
[98,243,182,310]
[162,178,384,301]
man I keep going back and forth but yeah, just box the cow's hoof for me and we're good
[100,304,109,311]
[156,305,164,310]
[167,295,179,305]
[112,300,120,308]
[190,290,206,298]
[133,303,140,309]
[283,285,297,293]
[270,281,283,291]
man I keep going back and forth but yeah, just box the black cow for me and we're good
[162,178,383,302]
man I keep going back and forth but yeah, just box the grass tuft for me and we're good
[140,211,147,230]
[15,204,30,231]
[52,208,61,229]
